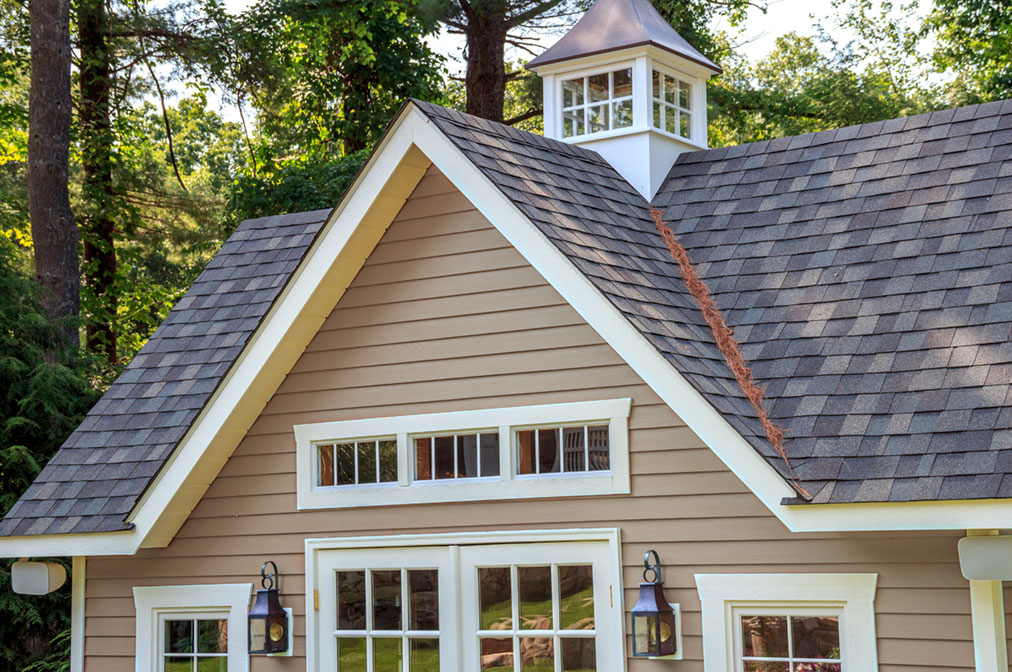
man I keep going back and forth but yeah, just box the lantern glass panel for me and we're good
[249,617,266,653]
[656,610,677,656]
[632,613,656,656]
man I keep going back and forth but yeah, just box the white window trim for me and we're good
[294,398,631,510]
[551,58,638,140]
[304,527,623,672]
[133,583,252,672]
[695,573,878,672]
[649,61,704,144]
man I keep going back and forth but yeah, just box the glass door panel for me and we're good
[460,541,619,672]
[319,548,454,672]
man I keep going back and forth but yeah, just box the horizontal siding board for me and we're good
[82,171,977,672]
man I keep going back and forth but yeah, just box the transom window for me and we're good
[162,616,228,672]
[738,612,841,671]
[561,68,633,137]
[652,70,692,139]
[296,399,631,510]
[317,438,397,488]
[516,425,609,475]
[415,432,500,480]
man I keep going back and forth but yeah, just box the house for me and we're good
[3,0,1012,669]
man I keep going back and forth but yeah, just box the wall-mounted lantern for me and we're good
[631,550,678,658]
[249,561,289,655]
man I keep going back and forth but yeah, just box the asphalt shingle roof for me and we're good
[654,100,1012,503]
[6,97,1012,537]
[0,209,330,536]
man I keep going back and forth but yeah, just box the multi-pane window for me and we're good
[415,432,500,480]
[652,70,692,139]
[161,617,227,672]
[477,563,596,671]
[561,68,634,138]
[739,613,841,671]
[335,567,441,672]
[516,425,609,475]
[317,438,397,487]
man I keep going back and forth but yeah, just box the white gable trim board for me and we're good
[3,103,1012,563]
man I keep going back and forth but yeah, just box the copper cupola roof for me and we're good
[526,0,721,73]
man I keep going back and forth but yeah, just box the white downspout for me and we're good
[71,556,85,672]
[967,530,1009,672]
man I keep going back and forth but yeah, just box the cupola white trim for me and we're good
[528,0,720,200]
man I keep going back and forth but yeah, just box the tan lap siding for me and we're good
[84,167,974,671]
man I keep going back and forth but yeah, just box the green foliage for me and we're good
[218,0,444,160]
[709,30,934,146]
[0,239,100,668]
[928,0,1012,104]
[225,151,368,230]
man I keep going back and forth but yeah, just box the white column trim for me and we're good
[967,529,1009,672]
[70,557,85,672]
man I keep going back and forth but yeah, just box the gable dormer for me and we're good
[527,0,721,200]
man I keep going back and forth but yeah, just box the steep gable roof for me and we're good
[5,98,1012,545]
[0,210,330,537]
[654,100,1012,503]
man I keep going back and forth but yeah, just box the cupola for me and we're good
[527,0,721,200]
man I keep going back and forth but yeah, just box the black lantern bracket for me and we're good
[248,561,294,657]
[631,550,683,661]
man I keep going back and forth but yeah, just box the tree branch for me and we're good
[504,107,542,125]
[143,57,187,191]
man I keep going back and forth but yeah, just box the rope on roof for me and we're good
[649,207,810,500]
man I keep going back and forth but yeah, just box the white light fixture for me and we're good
[958,535,1012,580]
[11,561,66,595]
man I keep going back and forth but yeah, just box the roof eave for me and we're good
[527,40,722,74]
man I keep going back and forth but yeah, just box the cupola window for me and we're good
[652,70,692,139]
[561,68,634,137]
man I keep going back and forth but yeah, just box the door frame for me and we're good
[305,528,623,672]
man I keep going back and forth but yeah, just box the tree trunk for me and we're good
[27,0,80,349]
[78,0,118,362]
[464,8,508,121]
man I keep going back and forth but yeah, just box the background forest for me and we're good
[0,0,1008,667]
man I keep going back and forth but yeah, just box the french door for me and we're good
[315,539,622,672]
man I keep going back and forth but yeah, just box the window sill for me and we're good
[301,471,628,510]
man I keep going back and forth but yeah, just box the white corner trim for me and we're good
[133,583,252,672]
[966,530,1009,672]
[695,573,878,672]
[70,557,85,672]
[294,398,631,510]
